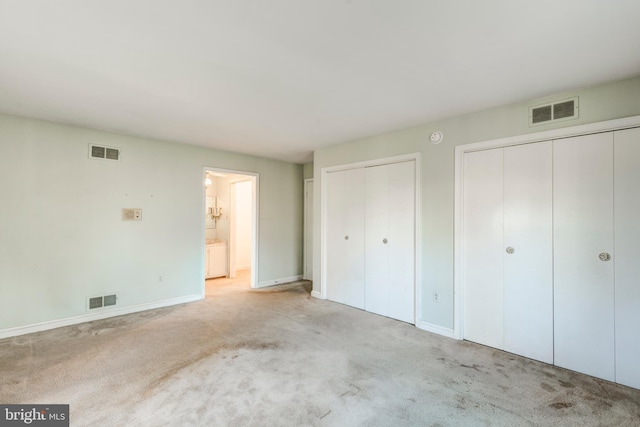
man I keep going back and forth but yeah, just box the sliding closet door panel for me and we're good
[503,142,553,364]
[387,161,416,324]
[463,149,504,349]
[326,169,365,309]
[553,133,615,381]
[364,164,390,317]
[614,127,640,389]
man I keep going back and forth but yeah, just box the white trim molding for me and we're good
[0,294,202,340]
[417,321,456,339]
[453,114,640,341]
[311,290,321,299]
[257,275,304,289]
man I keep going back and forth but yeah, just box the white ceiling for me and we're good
[1,1,639,163]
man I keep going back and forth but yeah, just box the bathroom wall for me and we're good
[205,175,232,242]
[234,180,253,270]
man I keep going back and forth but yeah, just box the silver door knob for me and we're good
[599,252,611,261]
[344,235,349,240]
[382,238,388,244]
[506,247,515,254]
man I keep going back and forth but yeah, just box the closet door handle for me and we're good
[344,235,349,240]
[382,238,388,244]
[506,247,515,254]
[599,252,611,261]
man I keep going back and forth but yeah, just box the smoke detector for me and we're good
[430,131,443,144]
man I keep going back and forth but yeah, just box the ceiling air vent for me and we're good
[529,97,579,127]
[87,293,119,310]
[89,144,121,161]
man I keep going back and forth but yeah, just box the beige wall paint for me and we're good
[0,113,303,331]
[313,74,640,330]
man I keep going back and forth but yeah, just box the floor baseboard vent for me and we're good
[87,293,118,310]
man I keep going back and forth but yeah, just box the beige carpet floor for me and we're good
[2,275,640,426]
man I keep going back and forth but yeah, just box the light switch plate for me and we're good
[122,208,142,221]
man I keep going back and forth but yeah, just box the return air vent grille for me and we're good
[529,97,579,126]
[89,144,121,161]
[89,296,103,310]
[103,294,117,307]
[87,293,118,310]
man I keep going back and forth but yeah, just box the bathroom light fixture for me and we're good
[208,197,222,222]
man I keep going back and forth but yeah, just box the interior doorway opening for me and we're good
[203,168,258,293]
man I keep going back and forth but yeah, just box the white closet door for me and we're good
[364,161,415,323]
[503,142,553,364]
[463,149,504,349]
[326,169,365,309]
[387,161,416,323]
[614,127,640,389]
[553,133,615,381]
[364,164,390,317]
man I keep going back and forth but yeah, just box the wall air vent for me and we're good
[89,144,121,161]
[87,293,119,310]
[529,97,579,127]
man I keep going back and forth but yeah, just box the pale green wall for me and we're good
[313,74,640,330]
[303,162,314,179]
[0,113,303,330]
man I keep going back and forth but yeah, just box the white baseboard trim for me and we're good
[311,290,322,299]
[256,275,304,289]
[0,294,203,340]
[417,320,456,339]
[236,264,251,271]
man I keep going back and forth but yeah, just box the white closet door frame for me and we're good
[454,114,640,340]
[320,152,421,322]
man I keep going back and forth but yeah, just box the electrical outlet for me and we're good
[159,275,163,282]
[133,209,142,220]
[433,292,440,303]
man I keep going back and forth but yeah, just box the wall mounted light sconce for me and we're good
[205,177,212,187]
[208,198,222,222]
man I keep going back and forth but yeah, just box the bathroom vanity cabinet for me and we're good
[206,240,228,278]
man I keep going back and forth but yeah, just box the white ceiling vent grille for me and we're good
[87,293,119,310]
[529,97,579,127]
[89,144,121,161]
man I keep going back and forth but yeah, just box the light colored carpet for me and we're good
[2,277,640,426]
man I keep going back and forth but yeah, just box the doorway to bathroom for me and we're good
[203,168,258,294]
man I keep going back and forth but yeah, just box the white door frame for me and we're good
[320,152,421,324]
[303,178,314,281]
[454,115,640,340]
[202,167,259,290]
